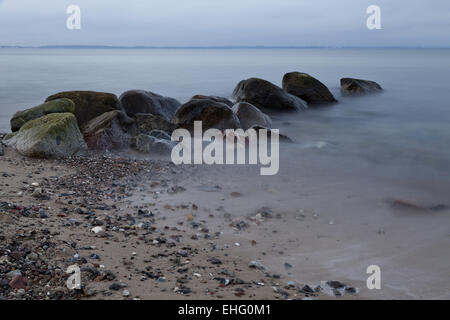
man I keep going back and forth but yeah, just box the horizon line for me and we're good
[1,45,450,49]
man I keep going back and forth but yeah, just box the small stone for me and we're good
[122,289,130,297]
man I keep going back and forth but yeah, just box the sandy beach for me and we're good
[1,139,449,300]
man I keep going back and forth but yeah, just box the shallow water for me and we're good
[1,48,450,189]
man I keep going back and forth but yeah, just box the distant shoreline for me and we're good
[1,45,450,50]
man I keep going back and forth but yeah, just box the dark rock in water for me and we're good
[232,102,272,130]
[119,90,181,121]
[11,98,76,132]
[282,72,337,105]
[232,78,308,111]
[191,95,234,107]
[172,99,240,131]
[249,125,294,143]
[46,91,120,127]
[81,110,135,150]
[3,113,87,158]
[390,199,448,213]
[131,133,176,155]
[134,113,177,135]
[340,78,382,95]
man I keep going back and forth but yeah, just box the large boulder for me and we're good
[232,78,308,111]
[191,95,234,107]
[3,113,87,158]
[131,133,176,155]
[45,91,120,127]
[232,102,272,130]
[282,72,337,105]
[340,78,382,95]
[81,110,135,150]
[10,98,75,132]
[135,113,177,135]
[172,99,240,131]
[119,90,181,121]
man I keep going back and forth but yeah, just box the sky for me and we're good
[0,0,449,47]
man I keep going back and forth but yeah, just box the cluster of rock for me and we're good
[1,72,381,159]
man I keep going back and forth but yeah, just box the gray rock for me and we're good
[232,102,272,130]
[81,110,135,150]
[172,99,240,131]
[119,90,181,121]
[131,133,176,155]
[232,78,308,111]
[135,113,177,135]
[3,113,87,158]
[0,143,3,156]
[282,72,337,105]
[340,78,382,95]
[191,95,234,107]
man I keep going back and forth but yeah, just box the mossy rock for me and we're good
[282,72,337,105]
[11,98,75,132]
[3,113,87,158]
[45,91,120,127]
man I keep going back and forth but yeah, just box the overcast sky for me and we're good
[0,0,449,47]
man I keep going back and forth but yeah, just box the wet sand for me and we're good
[1,144,449,300]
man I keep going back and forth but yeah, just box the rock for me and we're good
[122,289,130,297]
[119,90,181,121]
[0,143,3,156]
[231,78,308,111]
[131,134,176,155]
[282,72,337,105]
[9,275,29,290]
[249,125,294,143]
[340,78,382,95]
[248,260,268,271]
[191,95,233,107]
[3,113,87,158]
[81,110,135,150]
[134,113,177,135]
[172,99,240,131]
[91,226,103,234]
[10,98,76,132]
[232,102,272,130]
[45,91,120,127]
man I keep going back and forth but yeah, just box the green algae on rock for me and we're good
[3,113,87,158]
[10,98,75,132]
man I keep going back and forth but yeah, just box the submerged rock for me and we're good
[340,78,382,95]
[131,133,176,155]
[81,110,135,150]
[46,91,120,127]
[134,113,177,135]
[232,78,308,111]
[232,102,272,130]
[119,90,181,121]
[3,113,87,158]
[172,99,240,131]
[10,98,75,132]
[282,72,337,105]
[191,95,234,107]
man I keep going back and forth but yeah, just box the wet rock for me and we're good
[282,72,337,105]
[340,78,382,95]
[232,102,272,130]
[134,113,177,135]
[10,98,76,132]
[131,134,176,155]
[119,90,181,121]
[232,78,308,111]
[172,99,240,131]
[248,261,268,271]
[249,125,294,143]
[46,91,120,127]
[191,95,234,107]
[3,113,87,158]
[81,110,135,150]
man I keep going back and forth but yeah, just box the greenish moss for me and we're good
[11,98,75,132]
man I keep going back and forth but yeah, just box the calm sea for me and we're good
[1,48,450,187]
